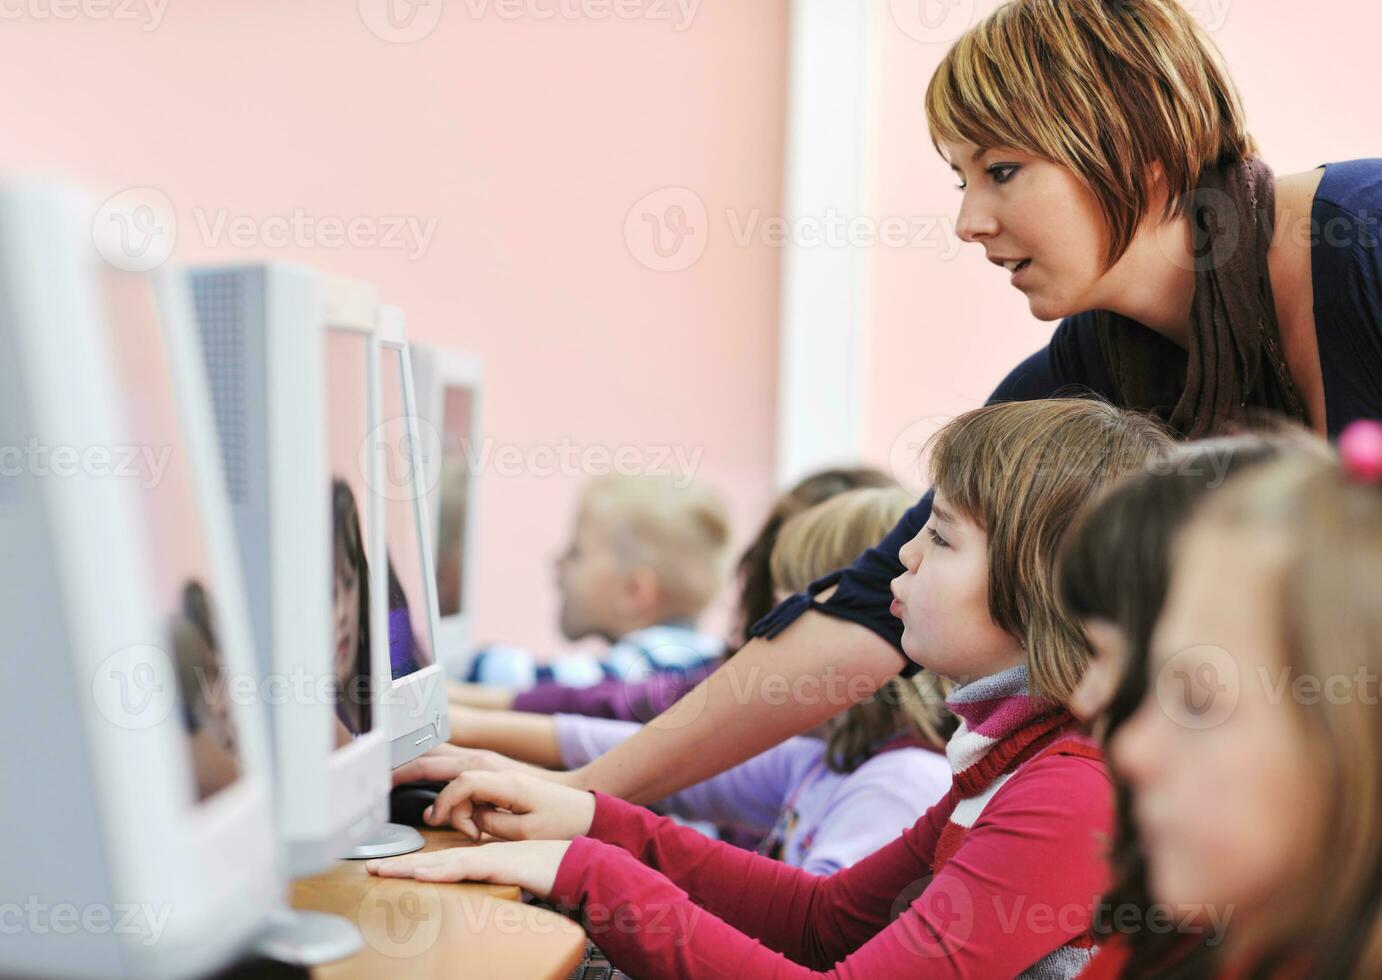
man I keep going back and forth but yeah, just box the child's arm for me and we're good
[447,706,563,768]
[403,755,1110,976]
[556,713,809,831]
[566,609,906,803]
[510,663,716,721]
[549,753,1111,978]
[447,680,515,710]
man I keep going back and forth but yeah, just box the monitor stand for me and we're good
[345,822,425,860]
[256,908,363,967]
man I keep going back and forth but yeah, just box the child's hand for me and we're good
[365,840,570,899]
[392,744,540,787]
[425,770,596,842]
[446,680,516,710]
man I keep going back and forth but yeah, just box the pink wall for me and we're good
[861,0,1378,494]
[2,0,789,653]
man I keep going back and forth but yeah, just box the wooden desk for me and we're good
[292,829,587,980]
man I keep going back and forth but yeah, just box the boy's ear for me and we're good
[618,565,662,618]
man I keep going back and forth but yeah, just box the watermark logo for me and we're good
[624,186,708,273]
[362,415,442,503]
[888,0,976,45]
[0,0,170,31]
[92,187,177,272]
[358,0,445,43]
[357,880,444,957]
[1154,644,1240,730]
[92,644,178,730]
[0,897,172,947]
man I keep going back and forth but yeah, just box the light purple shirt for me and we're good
[555,714,952,876]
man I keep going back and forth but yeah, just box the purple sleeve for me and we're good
[511,662,716,720]
[556,715,815,834]
[795,749,952,876]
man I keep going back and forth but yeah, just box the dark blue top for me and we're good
[753,159,1382,670]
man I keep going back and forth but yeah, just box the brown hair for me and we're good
[925,0,1254,268]
[927,398,1174,700]
[772,488,955,772]
[1181,454,1382,979]
[731,467,896,651]
[1058,428,1330,978]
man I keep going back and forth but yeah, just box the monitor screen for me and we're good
[324,329,375,743]
[380,346,435,681]
[104,270,241,803]
[434,384,474,619]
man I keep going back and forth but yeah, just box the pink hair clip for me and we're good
[1339,420,1382,485]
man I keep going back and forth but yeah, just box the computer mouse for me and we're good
[389,780,450,827]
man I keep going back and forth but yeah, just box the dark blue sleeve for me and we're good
[750,317,1114,672]
[1309,159,1382,438]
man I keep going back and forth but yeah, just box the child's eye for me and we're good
[927,527,949,548]
[988,163,1019,184]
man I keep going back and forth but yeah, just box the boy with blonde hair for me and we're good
[458,474,730,698]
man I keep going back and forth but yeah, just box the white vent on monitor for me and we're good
[192,272,249,504]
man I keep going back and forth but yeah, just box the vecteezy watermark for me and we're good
[92,187,441,271]
[0,0,169,31]
[0,440,172,490]
[888,0,977,45]
[624,186,965,273]
[92,645,180,731]
[192,208,439,261]
[357,881,444,959]
[361,415,707,503]
[624,187,709,273]
[0,897,173,947]
[1091,900,1235,946]
[1153,644,1240,731]
[1182,0,1234,32]
[92,649,447,731]
[358,0,700,43]
[357,0,446,43]
[92,187,178,273]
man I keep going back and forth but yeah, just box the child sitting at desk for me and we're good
[453,474,730,705]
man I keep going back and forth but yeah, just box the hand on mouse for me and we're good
[366,840,570,899]
[423,770,596,842]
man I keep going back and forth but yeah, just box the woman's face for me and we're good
[1068,617,1129,724]
[941,141,1116,322]
[332,551,361,685]
[1112,524,1318,922]
[889,494,1025,684]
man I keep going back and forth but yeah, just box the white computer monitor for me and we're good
[374,312,451,767]
[408,342,483,674]
[189,264,392,877]
[0,183,280,979]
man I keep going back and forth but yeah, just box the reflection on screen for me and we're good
[381,347,434,680]
[324,331,374,743]
[104,270,240,803]
[435,386,473,618]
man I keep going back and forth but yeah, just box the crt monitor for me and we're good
[374,310,451,767]
[0,182,279,979]
[190,264,392,878]
[408,342,483,675]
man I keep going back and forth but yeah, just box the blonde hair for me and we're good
[580,474,731,621]
[925,0,1255,268]
[1183,454,1382,978]
[928,399,1174,701]
[772,487,954,770]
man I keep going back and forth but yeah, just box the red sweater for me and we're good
[549,739,1112,978]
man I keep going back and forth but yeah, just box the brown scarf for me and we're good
[1094,156,1307,439]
